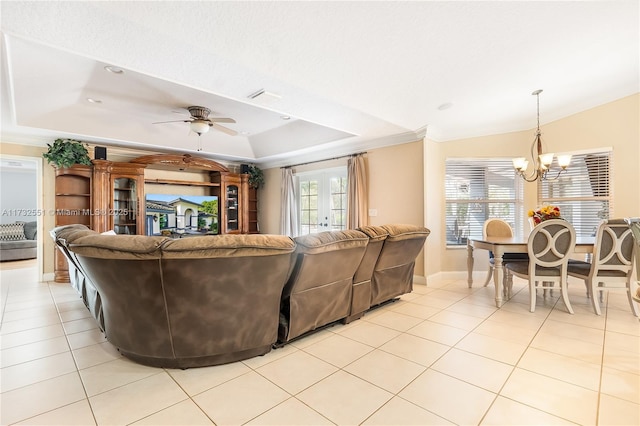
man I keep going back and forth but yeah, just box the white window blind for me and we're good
[445,159,523,246]
[538,150,611,237]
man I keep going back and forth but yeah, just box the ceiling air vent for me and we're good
[247,89,282,105]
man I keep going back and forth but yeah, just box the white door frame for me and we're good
[295,166,347,235]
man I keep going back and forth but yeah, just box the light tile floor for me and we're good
[1,263,639,425]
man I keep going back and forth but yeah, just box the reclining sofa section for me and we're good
[52,223,430,368]
[51,225,295,368]
[279,229,370,344]
[279,224,431,343]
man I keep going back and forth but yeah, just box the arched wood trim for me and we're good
[130,154,229,172]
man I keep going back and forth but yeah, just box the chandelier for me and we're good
[512,89,571,182]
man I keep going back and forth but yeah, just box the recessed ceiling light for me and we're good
[104,65,124,74]
[280,116,291,120]
[87,98,102,104]
[438,102,454,111]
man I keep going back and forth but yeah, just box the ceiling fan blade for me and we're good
[152,119,192,124]
[210,122,238,136]
[208,117,236,123]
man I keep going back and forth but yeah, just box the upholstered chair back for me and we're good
[483,218,514,239]
[567,218,637,316]
[591,219,635,276]
[506,219,576,314]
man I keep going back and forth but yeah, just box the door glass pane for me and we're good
[299,176,320,234]
[226,184,239,231]
[329,176,347,231]
[113,178,137,235]
[297,168,347,235]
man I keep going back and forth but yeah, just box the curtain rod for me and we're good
[281,152,367,169]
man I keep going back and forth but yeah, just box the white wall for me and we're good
[259,141,427,276]
[0,169,37,224]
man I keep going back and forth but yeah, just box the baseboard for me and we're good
[440,271,487,281]
[42,272,54,282]
[425,270,489,285]
[413,275,427,285]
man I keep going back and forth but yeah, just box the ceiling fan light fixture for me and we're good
[190,120,210,135]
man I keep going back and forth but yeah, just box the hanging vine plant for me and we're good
[43,138,92,168]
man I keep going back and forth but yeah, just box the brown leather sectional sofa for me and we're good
[51,223,429,368]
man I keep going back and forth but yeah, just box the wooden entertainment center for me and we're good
[53,153,258,282]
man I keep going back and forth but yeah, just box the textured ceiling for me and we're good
[1,1,638,167]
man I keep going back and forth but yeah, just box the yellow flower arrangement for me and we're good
[528,205,561,225]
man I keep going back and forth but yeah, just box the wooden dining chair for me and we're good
[567,219,638,316]
[482,219,528,297]
[505,219,576,313]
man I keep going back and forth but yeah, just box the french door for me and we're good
[297,167,347,235]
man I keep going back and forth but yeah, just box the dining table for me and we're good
[467,236,595,307]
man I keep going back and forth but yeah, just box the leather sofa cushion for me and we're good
[358,225,389,242]
[50,224,99,245]
[162,234,295,258]
[69,235,167,259]
[382,223,431,241]
[294,229,368,254]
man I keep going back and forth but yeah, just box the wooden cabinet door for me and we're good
[211,172,249,234]
[109,163,145,235]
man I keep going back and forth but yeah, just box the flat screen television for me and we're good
[144,194,218,236]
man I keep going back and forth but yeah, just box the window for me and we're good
[538,150,611,238]
[445,159,523,246]
[297,167,347,235]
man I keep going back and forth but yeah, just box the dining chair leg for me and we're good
[598,283,605,303]
[529,280,537,313]
[589,279,603,315]
[584,280,594,300]
[626,281,639,317]
[482,267,493,287]
[504,270,514,299]
[560,278,574,314]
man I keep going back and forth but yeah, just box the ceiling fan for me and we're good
[154,106,238,136]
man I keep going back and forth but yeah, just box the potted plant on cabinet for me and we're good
[43,138,92,168]
[247,165,264,189]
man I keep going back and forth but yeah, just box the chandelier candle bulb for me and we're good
[513,157,527,171]
[539,153,554,166]
[557,155,572,169]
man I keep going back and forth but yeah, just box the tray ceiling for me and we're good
[1,1,638,166]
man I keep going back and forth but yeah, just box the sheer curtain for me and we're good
[347,153,368,229]
[280,167,299,237]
